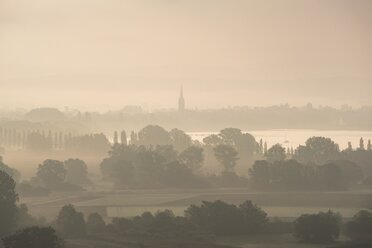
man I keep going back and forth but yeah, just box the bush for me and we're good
[2,226,63,248]
[0,161,20,182]
[108,210,210,240]
[55,205,86,238]
[294,211,341,243]
[86,213,106,235]
[185,200,268,235]
[346,210,372,243]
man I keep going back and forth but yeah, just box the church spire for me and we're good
[178,85,185,112]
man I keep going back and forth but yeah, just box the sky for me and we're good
[0,0,371,111]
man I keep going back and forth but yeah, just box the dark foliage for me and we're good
[55,205,86,238]
[294,211,341,243]
[34,159,82,191]
[108,210,210,240]
[64,158,90,185]
[65,133,111,155]
[100,144,206,188]
[185,200,268,235]
[2,226,63,248]
[346,210,372,243]
[249,159,354,191]
[0,161,20,182]
[0,171,18,237]
[86,213,106,235]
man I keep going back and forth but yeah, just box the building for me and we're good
[178,86,185,112]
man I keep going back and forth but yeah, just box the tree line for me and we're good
[0,128,111,155]
[1,169,372,247]
[100,125,372,190]
[2,125,372,192]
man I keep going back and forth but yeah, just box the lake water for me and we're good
[187,130,372,149]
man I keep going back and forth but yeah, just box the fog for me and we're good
[1,1,372,248]
[1,0,372,110]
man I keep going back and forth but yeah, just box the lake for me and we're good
[188,129,372,149]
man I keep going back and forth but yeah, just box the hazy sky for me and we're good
[1,0,371,111]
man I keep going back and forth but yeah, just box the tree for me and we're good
[347,141,353,151]
[219,128,243,145]
[113,131,118,144]
[328,160,363,185]
[47,130,52,148]
[0,171,18,237]
[185,200,268,235]
[264,142,268,155]
[239,200,268,233]
[185,200,243,235]
[0,160,20,182]
[53,132,58,150]
[137,125,171,147]
[120,130,127,145]
[150,210,176,233]
[2,226,63,248]
[111,217,134,233]
[294,211,341,243]
[219,128,256,156]
[266,144,286,163]
[154,145,178,164]
[346,210,372,242]
[213,144,239,173]
[16,204,39,229]
[64,133,111,155]
[86,213,106,235]
[318,163,347,190]
[359,138,365,150]
[129,131,137,145]
[178,146,204,171]
[64,159,90,185]
[58,132,63,150]
[203,134,222,147]
[36,160,66,190]
[368,140,372,151]
[100,145,135,186]
[294,137,340,165]
[259,139,264,155]
[100,144,202,188]
[26,132,52,152]
[169,128,192,152]
[249,160,270,189]
[55,205,86,238]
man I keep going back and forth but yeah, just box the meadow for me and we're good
[21,188,372,221]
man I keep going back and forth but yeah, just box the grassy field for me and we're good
[215,234,350,248]
[66,237,237,248]
[65,234,356,248]
[19,189,371,248]
[21,188,372,221]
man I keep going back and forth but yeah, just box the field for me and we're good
[18,181,372,248]
[216,234,351,248]
[64,234,354,248]
[21,188,372,221]
[66,237,237,248]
